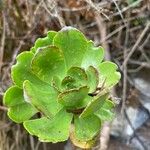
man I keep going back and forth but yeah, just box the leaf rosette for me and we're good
[3,27,121,148]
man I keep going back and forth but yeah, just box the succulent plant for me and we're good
[3,27,121,148]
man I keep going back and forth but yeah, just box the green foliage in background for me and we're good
[3,27,121,148]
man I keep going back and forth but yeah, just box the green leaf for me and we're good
[11,51,43,88]
[67,67,87,86]
[99,61,121,87]
[31,46,66,83]
[23,109,73,142]
[67,96,93,111]
[58,86,89,108]
[94,99,115,121]
[75,95,92,109]
[53,27,105,71]
[61,76,77,90]
[4,86,24,107]
[101,99,115,109]
[86,66,99,93]
[53,27,87,68]
[31,31,57,53]
[23,80,62,117]
[82,41,104,69]
[80,90,109,118]
[70,125,96,149]
[95,108,114,121]
[3,86,37,123]
[74,114,101,141]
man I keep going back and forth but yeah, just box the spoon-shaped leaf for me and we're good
[31,31,57,53]
[3,86,37,123]
[95,108,114,121]
[94,99,115,121]
[74,114,101,141]
[86,66,99,93]
[99,61,121,87]
[101,99,115,109]
[70,125,96,149]
[61,76,77,90]
[53,27,87,68]
[23,109,73,142]
[58,86,89,108]
[67,67,87,86]
[75,96,93,109]
[31,46,66,83]
[11,51,44,88]
[23,80,62,117]
[80,90,109,118]
[81,41,104,69]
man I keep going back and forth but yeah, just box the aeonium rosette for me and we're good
[3,27,121,148]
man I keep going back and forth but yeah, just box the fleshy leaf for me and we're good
[3,86,37,123]
[70,125,96,149]
[4,86,24,107]
[94,100,115,121]
[31,31,57,53]
[23,80,62,117]
[23,109,73,142]
[95,108,114,121]
[74,114,101,141]
[99,61,121,87]
[61,76,77,90]
[53,27,87,68]
[82,41,104,69]
[101,99,115,109]
[75,95,92,109]
[31,46,66,83]
[67,67,87,86]
[80,90,109,118]
[11,51,43,88]
[57,86,89,108]
[86,66,99,93]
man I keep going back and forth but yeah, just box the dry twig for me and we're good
[122,22,150,68]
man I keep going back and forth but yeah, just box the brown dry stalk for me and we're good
[95,13,111,150]
[0,12,5,74]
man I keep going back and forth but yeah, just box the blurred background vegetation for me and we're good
[0,0,150,150]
